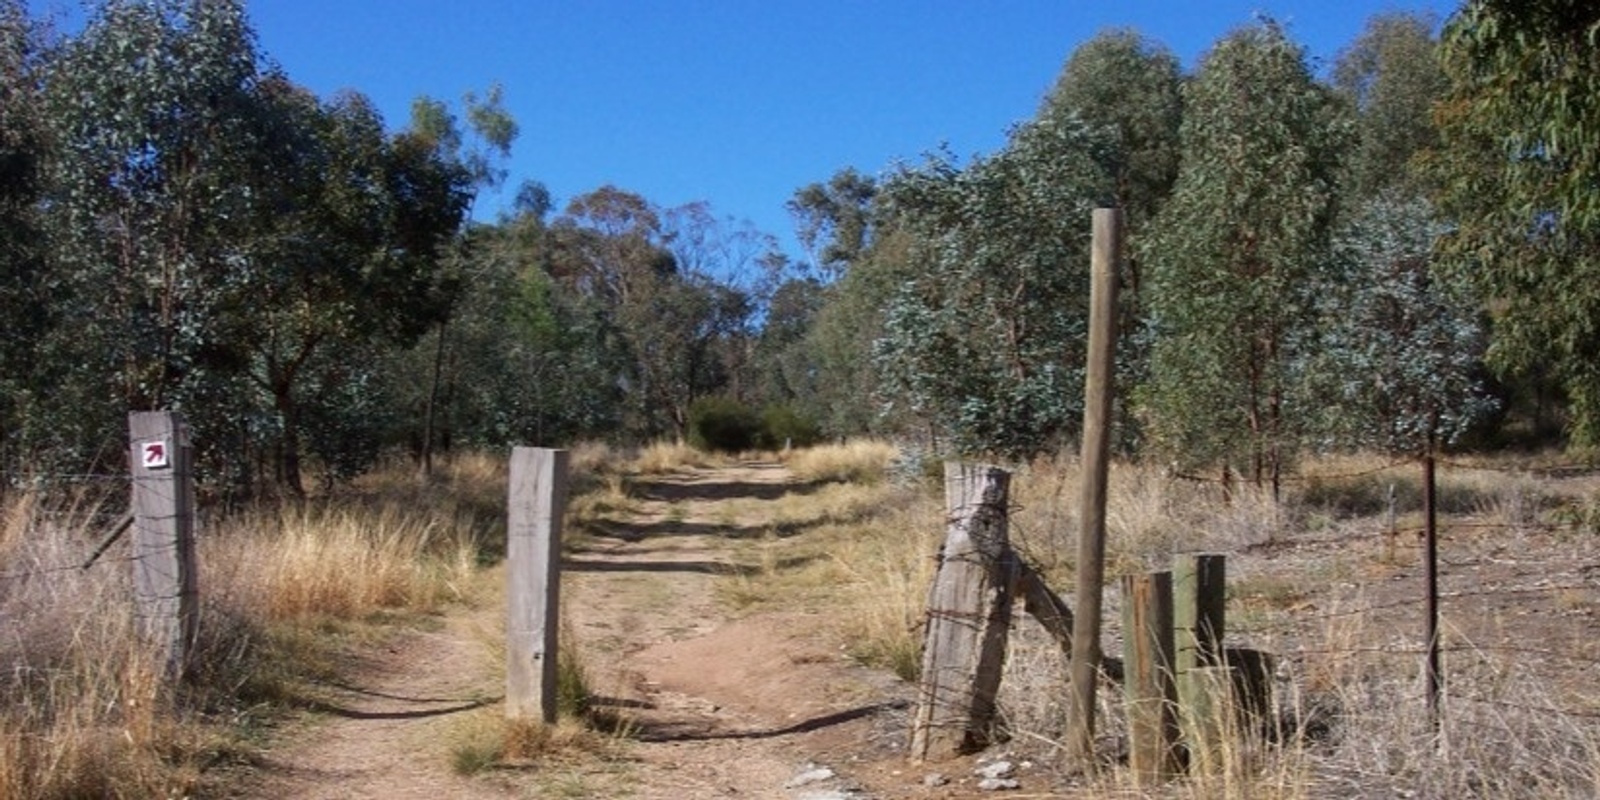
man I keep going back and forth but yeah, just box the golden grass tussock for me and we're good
[0,497,211,799]
[633,440,724,474]
[825,498,943,681]
[783,439,898,485]
[213,503,478,622]
[0,453,495,799]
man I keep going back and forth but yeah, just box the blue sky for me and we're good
[31,1,1461,262]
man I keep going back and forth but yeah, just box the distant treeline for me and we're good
[1,1,1595,497]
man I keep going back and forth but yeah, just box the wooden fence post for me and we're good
[1174,555,1225,742]
[1122,570,1179,783]
[1068,207,1122,767]
[910,462,1014,760]
[128,411,198,680]
[506,447,569,723]
[1174,554,1226,770]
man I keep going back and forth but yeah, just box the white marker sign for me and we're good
[141,440,171,470]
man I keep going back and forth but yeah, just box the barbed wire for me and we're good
[0,552,142,583]
[1451,693,1600,720]
[1167,458,1414,487]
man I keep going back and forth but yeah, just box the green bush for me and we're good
[758,404,823,450]
[688,396,762,453]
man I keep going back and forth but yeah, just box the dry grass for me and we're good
[0,498,215,798]
[0,453,503,799]
[633,440,725,474]
[783,439,898,485]
[782,448,1600,797]
[212,503,479,622]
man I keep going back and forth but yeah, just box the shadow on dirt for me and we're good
[628,476,828,503]
[630,700,909,743]
[562,555,819,576]
[293,694,496,722]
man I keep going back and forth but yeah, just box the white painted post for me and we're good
[128,411,198,679]
[506,447,569,723]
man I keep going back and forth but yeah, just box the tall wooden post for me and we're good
[1423,451,1440,734]
[1122,571,1179,782]
[128,411,198,679]
[507,447,569,723]
[1067,207,1122,766]
[910,463,1014,760]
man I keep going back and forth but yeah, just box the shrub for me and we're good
[688,396,762,453]
[757,404,824,450]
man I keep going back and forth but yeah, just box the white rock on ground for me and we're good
[785,766,837,788]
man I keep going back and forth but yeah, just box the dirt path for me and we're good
[228,461,917,799]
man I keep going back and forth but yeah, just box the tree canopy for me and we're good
[5,0,1598,491]
[1433,0,1600,443]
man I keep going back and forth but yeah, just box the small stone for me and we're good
[975,760,1015,779]
[785,766,836,788]
[977,777,1021,791]
[923,773,949,787]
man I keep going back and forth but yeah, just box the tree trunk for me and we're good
[418,319,449,480]
[275,384,305,497]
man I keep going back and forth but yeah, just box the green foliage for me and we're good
[385,214,626,452]
[688,396,761,453]
[1141,20,1350,480]
[1039,28,1183,230]
[0,1,50,469]
[874,114,1113,459]
[551,187,754,441]
[1300,193,1498,454]
[1432,0,1600,444]
[1332,12,1447,199]
[3,0,476,491]
[797,228,920,439]
[757,404,823,450]
[752,276,825,409]
[1038,29,1184,449]
[787,167,877,280]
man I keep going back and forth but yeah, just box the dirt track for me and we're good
[228,462,918,799]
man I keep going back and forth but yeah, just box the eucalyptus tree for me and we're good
[753,275,825,407]
[1302,194,1496,455]
[222,83,472,492]
[549,187,755,441]
[1140,21,1348,495]
[787,167,877,281]
[785,170,905,439]
[874,115,1115,459]
[404,87,518,475]
[1332,12,1447,200]
[1039,29,1182,235]
[391,208,624,451]
[1432,0,1600,444]
[38,0,267,470]
[1038,29,1183,444]
[0,1,49,472]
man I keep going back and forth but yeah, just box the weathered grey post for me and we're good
[506,447,569,723]
[1121,570,1179,782]
[1174,555,1226,769]
[910,462,1014,760]
[1174,557,1225,713]
[1067,207,1122,767]
[1181,665,1237,777]
[128,411,198,679]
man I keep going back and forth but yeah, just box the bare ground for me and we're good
[223,462,939,800]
